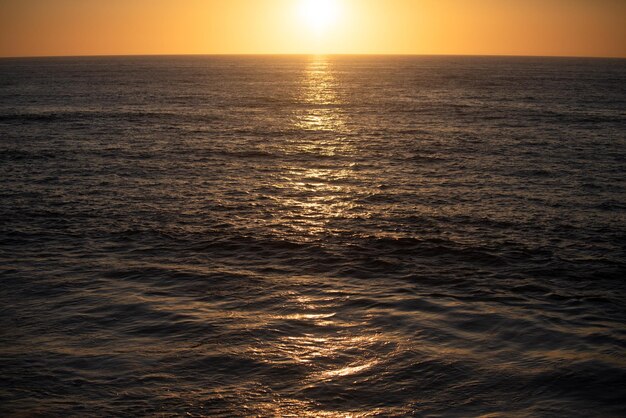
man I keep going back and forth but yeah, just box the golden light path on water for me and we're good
[239,57,385,416]
[279,56,359,237]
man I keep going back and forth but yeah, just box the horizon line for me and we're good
[1,52,625,60]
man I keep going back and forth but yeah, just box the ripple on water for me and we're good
[1,55,625,416]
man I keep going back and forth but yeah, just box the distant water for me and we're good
[1,55,625,417]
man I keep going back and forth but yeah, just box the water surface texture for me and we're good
[1,56,625,416]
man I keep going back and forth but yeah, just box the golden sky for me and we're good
[1,0,625,58]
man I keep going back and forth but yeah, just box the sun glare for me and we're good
[299,0,342,33]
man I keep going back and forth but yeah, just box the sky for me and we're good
[1,0,625,58]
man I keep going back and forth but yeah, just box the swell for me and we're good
[1,55,625,417]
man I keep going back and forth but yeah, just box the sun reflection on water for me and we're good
[295,56,347,133]
[245,283,385,416]
[268,56,363,239]
[242,58,384,415]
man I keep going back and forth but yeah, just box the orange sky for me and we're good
[1,0,625,58]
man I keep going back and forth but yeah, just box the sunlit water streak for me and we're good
[0,55,625,417]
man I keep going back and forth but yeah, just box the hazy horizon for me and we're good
[3,52,626,60]
[1,0,625,58]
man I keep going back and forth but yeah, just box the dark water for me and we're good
[1,55,625,417]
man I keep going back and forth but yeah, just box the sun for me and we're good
[299,0,342,33]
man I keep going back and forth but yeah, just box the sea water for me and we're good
[1,55,625,416]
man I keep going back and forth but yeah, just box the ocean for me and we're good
[1,55,625,416]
